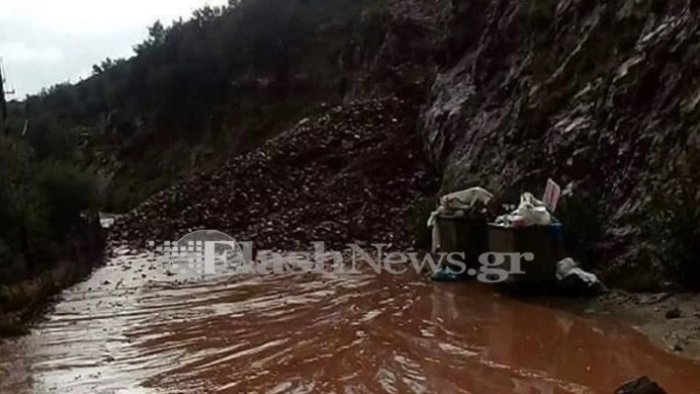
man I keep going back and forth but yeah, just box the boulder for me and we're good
[615,377,667,394]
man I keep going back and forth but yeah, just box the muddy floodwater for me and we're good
[2,250,700,394]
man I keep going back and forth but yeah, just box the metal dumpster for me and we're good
[487,223,565,288]
[434,216,488,273]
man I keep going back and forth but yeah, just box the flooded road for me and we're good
[2,250,700,394]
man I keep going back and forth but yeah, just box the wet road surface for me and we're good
[2,250,700,393]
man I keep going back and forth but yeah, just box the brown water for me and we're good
[2,250,700,394]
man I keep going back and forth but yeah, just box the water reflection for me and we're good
[1,251,699,393]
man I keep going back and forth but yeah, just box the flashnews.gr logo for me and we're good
[146,229,534,283]
[148,230,249,276]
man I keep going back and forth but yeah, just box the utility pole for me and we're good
[0,58,7,135]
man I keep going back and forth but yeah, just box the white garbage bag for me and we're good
[427,187,494,227]
[556,258,603,291]
[427,187,494,253]
[496,192,552,227]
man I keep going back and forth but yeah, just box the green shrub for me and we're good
[25,116,80,161]
[0,135,99,279]
[33,162,97,239]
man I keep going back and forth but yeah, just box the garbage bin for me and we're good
[487,223,565,289]
[434,216,488,273]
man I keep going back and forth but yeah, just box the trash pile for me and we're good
[495,192,553,227]
[427,179,605,293]
[556,257,606,295]
[494,179,561,227]
[427,187,494,253]
[426,187,493,282]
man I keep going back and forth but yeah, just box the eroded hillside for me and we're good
[420,0,700,289]
[16,0,700,289]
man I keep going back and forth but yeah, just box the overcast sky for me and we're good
[0,0,228,98]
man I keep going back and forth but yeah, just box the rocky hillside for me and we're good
[420,0,700,289]
[10,0,390,211]
[21,0,700,290]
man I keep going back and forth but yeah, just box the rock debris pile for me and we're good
[111,97,437,251]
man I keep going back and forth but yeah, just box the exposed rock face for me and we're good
[419,0,700,288]
[112,0,700,289]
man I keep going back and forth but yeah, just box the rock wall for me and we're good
[419,0,700,289]
[106,0,700,290]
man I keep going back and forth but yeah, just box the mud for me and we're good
[2,250,700,393]
[588,291,700,360]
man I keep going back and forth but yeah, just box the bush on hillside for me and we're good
[0,135,98,280]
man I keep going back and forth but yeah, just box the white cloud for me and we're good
[0,42,64,64]
[0,0,228,97]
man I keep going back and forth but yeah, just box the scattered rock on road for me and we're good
[665,307,682,320]
[615,376,667,394]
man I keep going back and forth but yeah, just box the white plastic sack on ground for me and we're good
[556,258,602,287]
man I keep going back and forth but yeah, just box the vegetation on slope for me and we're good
[10,0,389,210]
[0,134,100,288]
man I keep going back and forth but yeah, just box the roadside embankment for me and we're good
[0,224,105,338]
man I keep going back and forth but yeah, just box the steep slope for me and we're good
[110,97,437,250]
[12,0,390,211]
[19,0,700,289]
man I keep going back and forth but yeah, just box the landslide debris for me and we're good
[110,97,437,251]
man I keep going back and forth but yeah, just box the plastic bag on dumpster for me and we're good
[427,187,494,253]
[427,187,494,227]
[496,192,552,227]
[556,258,606,295]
